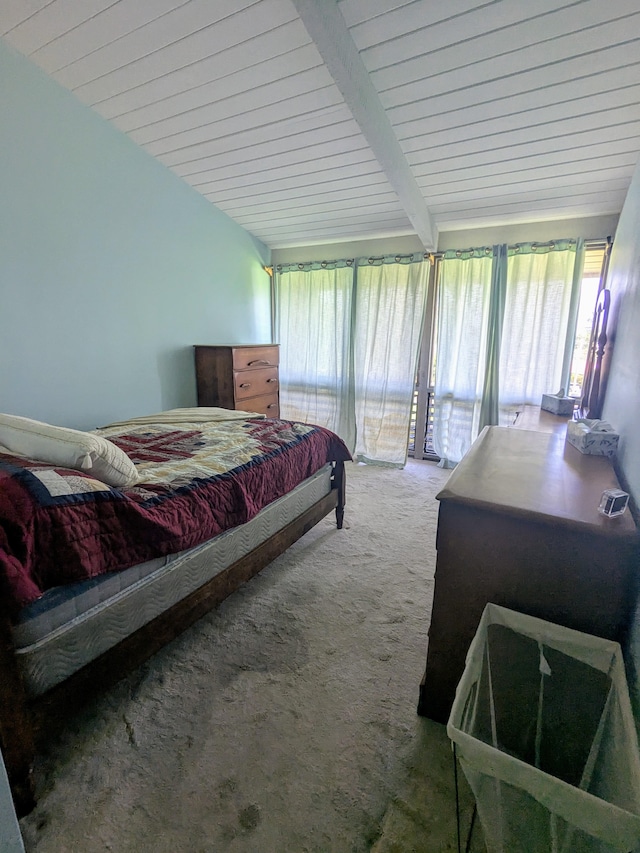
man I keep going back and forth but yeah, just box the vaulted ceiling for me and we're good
[2,0,639,249]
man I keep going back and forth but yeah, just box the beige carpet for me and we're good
[19,459,480,853]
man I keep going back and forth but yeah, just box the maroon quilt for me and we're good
[0,418,351,612]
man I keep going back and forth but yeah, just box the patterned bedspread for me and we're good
[0,418,351,612]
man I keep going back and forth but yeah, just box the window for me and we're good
[410,238,611,465]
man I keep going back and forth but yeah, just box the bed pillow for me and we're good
[0,413,139,488]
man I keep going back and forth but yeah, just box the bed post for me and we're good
[0,608,36,816]
[333,460,346,529]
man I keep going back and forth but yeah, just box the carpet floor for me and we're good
[19,459,482,853]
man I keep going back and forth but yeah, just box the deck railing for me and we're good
[408,387,439,461]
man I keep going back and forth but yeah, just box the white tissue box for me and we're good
[541,393,574,416]
[566,419,619,457]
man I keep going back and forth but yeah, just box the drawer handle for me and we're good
[248,359,271,366]
[239,382,251,389]
[266,378,278,384]
[267,403,277,409]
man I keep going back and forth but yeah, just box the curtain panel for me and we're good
[432,248,494,467]
[433,240,583,467]
[275,255,429,467]
[499,241,580,423]
[275,261,356,451]
[354,255,430,466]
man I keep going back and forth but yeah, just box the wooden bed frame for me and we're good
[0,460,346,816]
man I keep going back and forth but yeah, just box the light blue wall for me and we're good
[600,155,640,711]
[602,157,640,507]
[0,40,271,430]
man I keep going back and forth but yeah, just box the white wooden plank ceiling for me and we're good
[2,0,639,249]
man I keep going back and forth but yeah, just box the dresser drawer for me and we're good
[194,344,280,412]
[233,366,278,401]
[231,345,279,371]
[236,393,280,418]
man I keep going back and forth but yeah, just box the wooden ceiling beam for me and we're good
[291,0,437,250]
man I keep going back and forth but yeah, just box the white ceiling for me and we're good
[2,0,639,250]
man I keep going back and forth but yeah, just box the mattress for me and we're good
[13,464,333,696]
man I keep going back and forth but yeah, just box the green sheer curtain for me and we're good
[433,239,583,466]
[275,254,429,466]
[478,244,507,431]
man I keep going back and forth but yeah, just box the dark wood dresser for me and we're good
[418,423,639,724]
[194,344,280,417]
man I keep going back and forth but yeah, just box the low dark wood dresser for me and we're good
[418,421,639,724]
[194,344,280,417]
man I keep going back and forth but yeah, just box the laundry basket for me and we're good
[447,604,640,853]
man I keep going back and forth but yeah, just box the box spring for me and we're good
[13,464,333,696]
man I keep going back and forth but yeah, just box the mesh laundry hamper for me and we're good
[447,604,640,853]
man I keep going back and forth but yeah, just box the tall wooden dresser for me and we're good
[418,423,639,724]
[194,345,280,417]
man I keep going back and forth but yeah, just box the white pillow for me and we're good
[0,413,139,488]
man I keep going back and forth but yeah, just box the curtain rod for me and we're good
[362,253,429,261]
[276,253,429,271]
[275,238,610,270]
[430,237,609,260]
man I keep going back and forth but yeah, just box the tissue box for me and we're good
[566,419,619,458]
[541,393,574,416]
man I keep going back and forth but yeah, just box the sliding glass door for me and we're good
[410,239,610,465]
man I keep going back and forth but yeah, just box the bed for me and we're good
[0,408,351,814]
